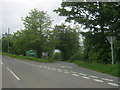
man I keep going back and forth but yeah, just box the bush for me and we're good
[2,52,52,63]
[70,50,83,61]
[51,52,62,61]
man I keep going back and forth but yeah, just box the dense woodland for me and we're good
[1,2,120,64]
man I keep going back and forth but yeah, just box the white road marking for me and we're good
[39,66,42,67]
[70,71,77,73]
[60,66,72,68]
[52,68,56,71]
[0,62,4,65]
[43,66,47,68]
[79,73,86,76]
[7,67,20,80]
[72,74,79,77]
[93,79,103,82]
[58,70,62,72]
[82,76,90,79]
[64,72,70,74]
[89,75,98,78]
[102,78,113,82]
[108,83,119,87]
[47,67,51,70]
[60,66,65,68]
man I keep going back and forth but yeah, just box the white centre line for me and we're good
[82,76,91,79]
[64,72,70,74]
[102,78,113,82]
[47,67,51,70]
[39,66,42,67]
[89,75,98,78]
[93,79,103,82]
[60,66,65,68]
[7,67,20,80]
[70,71,77,73]
[108,83,119,87]
[51,68,56,71]
[79,73,86,76]
[72,74,79,77]
[43,66,48,69]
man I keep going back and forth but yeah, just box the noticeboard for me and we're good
[26,50,37,57]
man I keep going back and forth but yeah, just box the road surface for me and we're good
[1,55,119,88]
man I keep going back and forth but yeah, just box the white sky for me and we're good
[1,0,67,37]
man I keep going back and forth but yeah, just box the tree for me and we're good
[12,9,55,58]
[2,33,13,53]
[54,2,120,63]
[53,24,80,60]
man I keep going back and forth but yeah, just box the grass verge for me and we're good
[71,60,119,77]
[2,52,53,63]
[1,52,119,77]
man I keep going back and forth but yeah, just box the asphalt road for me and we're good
[1,55,120,88]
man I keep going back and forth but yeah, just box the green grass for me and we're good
[2,52,53,63]
[71,60,119,77]
[1,52,119,77]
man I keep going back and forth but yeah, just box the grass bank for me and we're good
[1,52,53,63]
[1,52,119,77]
[71,60,119,77]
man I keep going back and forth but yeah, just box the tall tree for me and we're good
[53,24,80,60]
[12,9,55,57]
[54,2,120,63]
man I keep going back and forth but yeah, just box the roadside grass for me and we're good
[1,52,119,77]
[2,52,53,63]
[71,60,119,77]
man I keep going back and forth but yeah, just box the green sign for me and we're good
[26,50,37,57]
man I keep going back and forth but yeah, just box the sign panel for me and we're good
[107,36,116,44]
[42,52,48,57]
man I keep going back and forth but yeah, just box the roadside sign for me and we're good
[107,36,116,44]
[42,52,48,57]
[26,50,37,57]
[107,36,116,64]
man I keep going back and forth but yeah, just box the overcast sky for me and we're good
[1,0,67,37]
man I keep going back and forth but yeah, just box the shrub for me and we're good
[51,52,62,61]
[70,50,83,61]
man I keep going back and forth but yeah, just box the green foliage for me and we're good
[114,39,120,63]
[2,38,9,52]
[53,24,80,60]
[72,60,119,77]
[54,2,120,64]
[70,47,83,61]
[10,9,57,58]
[51,52,62,61]
[2,52,52,63]
[1,33,13,53]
